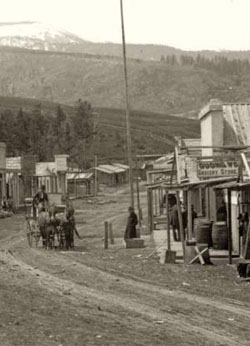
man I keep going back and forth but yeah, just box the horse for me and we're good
[59,219,75,250]
[38,211,57,249]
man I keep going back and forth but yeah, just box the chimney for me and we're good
[0,142,6,169]
[198,99,223,156]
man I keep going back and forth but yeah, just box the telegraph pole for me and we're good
[94,155,98,196]
[120,0,134,208]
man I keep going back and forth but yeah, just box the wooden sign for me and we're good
[197,160,239,178]
[55,155,68,172]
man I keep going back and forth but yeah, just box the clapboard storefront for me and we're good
[0,143,6,201]
[147,99,250,260]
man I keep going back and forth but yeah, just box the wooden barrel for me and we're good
[212,221,228,250]
[194,218,213,247]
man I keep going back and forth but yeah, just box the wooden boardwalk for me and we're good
[152,228,235,262]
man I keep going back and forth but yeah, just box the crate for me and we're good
[125,238,145,248]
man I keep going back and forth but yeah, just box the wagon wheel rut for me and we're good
[1,248,250,346]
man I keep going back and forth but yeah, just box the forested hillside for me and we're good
[0,97,200,166]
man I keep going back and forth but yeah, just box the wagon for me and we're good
[25,197,68,248]
[24,197,41,247]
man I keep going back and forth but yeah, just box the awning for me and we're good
[214,180,250,191]
[162,177,236,190]
[95,164,126,174]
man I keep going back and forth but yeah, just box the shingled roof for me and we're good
[222,104,250,146]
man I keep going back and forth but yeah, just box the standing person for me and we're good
[65,195,81,239]
[65,195,74,219]
[191,204,197,230]
[33,185,49,218]
[242,212,249,248]
[7,196,16,214]
[124,206,138,240]
[216,200,227,221]
[168,195,181,241]
[1,196,8,211]
[182,206,187,240]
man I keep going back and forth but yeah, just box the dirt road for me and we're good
[1,188,250,346]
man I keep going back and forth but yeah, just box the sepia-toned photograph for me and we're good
[1,0,250,345]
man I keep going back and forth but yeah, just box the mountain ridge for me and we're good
[1,22,250,118]
[1,21,250,61]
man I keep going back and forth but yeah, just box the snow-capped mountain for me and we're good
[0,21,85,51]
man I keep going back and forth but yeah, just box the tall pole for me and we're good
[94,155,98,196]
[120,0,134,208]
[227,189,232,265]
[135,159,141,227]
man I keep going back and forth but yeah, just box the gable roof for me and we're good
[153,153,174,170]
[67,172,93,180]
[95,164,127,174]
[112,163,129,170]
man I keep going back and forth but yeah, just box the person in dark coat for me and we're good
[33,185,49,218]
[169,203,180,241]
[191,205,197,229]
[1,196,8,211]
[124,206,138,240]
[182,206,187,239]
[216,200,227,221]
[65,195,81,239]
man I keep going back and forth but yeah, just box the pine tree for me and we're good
[30,103,49,161]
[72,99,94,168]
[14,108,30,154]
[0,109,16,155]
[63,122,74,153]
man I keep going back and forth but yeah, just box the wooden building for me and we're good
[147,99,250,261]
[67,172,94,196]
[4,155,36,207]
[35,162,57,193]
[146,153,175,184]
[5,157,24,207]
[35,155,69,195]
[95,164,129,187]
[0,143,6,202]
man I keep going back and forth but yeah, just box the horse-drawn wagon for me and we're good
[24,197,76,250]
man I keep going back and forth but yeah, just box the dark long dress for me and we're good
[124,211,138,239]
[169,204,181,241]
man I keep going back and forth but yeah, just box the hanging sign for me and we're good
[197,160,239,178]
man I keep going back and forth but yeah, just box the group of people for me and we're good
[1,196,15,213]
[32,185,76,222]
[123,196,199,242]
[168,195,197,241]
[33,186,138,243]
[32,185,81,245]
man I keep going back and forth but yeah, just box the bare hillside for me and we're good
[1,46,249,117]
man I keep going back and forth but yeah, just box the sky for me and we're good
[1,0,250,51]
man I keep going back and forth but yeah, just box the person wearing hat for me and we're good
[33,185,49,218]
[65,195,82,240]
[124,206,138,240]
